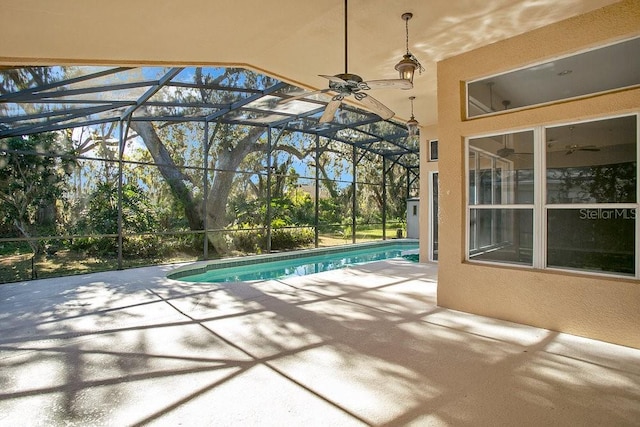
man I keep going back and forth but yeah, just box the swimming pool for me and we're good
[170,241,419,283]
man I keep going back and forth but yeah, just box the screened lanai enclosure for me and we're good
[0,66,419,283]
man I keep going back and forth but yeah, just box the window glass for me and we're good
[469,208,533,265]
[546,116,637,204]
[467,115,638,278]
[478,154,493,205]
[432,173,439,261]
[467,37,640,118]
[469,131,534,205]
[429,140,438,161]
[547,208,636,275]
[469,151,476,205]
[516,169,534,204]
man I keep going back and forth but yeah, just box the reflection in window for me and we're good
[469,209,533,265]
[479,158,493,205]
[469,151,476,205]
[467,115,639,277]
[546,116,637,204]
[516,169,534,204]
[467,37,640,118]
[468,130,535,267]
[429,140,438,161]
[545,116,637,276]
[431,172,439,261]
[469,131,534,206]
[547,208,636,275]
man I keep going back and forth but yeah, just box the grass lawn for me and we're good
[0,225,405,284]
[0,250,199,284]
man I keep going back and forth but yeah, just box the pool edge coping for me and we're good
[167,239,419,281]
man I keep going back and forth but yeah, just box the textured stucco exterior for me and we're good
[433,0,640,348]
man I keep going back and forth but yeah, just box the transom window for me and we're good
[467,114,639,278]
[466,37,640,118]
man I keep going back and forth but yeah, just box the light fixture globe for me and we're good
[395,54,419,84]
[406,96,419,136]
[407,115,419,136]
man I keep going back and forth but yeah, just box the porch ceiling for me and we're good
[0,0,619,128]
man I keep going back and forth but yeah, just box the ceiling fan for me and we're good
[547,125,602,155]
[565,144,601,155]
[282,0,412,123]
[497,146,533,158]
[496,134,532,158]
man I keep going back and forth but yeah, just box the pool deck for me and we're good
[1,259,639,426]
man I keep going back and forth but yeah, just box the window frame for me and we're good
[429,139,439,162]
[428,171,439,262]
[465,36,640,120]
[465,113,640,279]
[466,128,537,268]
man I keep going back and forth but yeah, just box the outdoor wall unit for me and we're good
[406,197,420,239]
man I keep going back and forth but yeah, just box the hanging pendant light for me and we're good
[395,12,424,85]
[406,96,419,136]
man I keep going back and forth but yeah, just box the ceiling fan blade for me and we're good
[319,74,348,85]
[319,99,342,123]
[565,144,601,154]
[362,79,413,90]
[357,93,394,120]
[577,145,601,151]
[280,88,331,103]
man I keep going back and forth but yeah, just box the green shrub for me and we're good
[122,235,163,259]
[70,237,117,256]
[164,234,202,255]
[231,229,264,253]
[0,241,32,256]
[69,233,201,260]
[270,227,314,250]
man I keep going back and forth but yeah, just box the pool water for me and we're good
[178,243,419,283]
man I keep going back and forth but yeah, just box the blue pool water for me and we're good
[178,242,419,283]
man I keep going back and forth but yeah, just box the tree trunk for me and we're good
[130,121,203,230]
[36,203,56,227]
[206,127,266,254]
[13,220,40,255]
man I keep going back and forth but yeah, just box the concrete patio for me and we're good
[0,259,639,426]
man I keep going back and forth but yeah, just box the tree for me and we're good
[78,182,158,235]
[0,133,74,254]
[579,162,636,203]
[2,66,409,258]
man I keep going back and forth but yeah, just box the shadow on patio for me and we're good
[1,260,639,426]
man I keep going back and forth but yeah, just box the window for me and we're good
[430,172,439,261]
[468,130,534,266]
[429,140,438,161]
[466,115,639,278]
[466,37,640,118]
[545,116,637,275]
